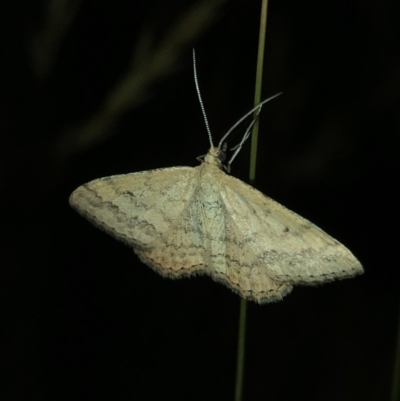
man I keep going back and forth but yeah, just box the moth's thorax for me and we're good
[203,146,223,168]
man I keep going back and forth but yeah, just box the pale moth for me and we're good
[70,53,363,303]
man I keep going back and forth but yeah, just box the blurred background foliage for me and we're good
[1,1,399,400]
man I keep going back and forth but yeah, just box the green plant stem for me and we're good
[235,298,247,401]
[391,305,400,401]
[234,1,269,401]
[249,0,269,183]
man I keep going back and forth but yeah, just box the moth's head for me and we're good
[204,145,227,169]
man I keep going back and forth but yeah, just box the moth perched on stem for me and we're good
[70,52,363,303]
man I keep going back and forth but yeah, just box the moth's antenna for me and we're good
[193,49,213,147]
[218,92,282,150]
[226,105,263,171]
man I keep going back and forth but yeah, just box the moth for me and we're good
[70,53,363,304]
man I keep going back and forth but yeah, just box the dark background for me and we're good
[2,1,399,400]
